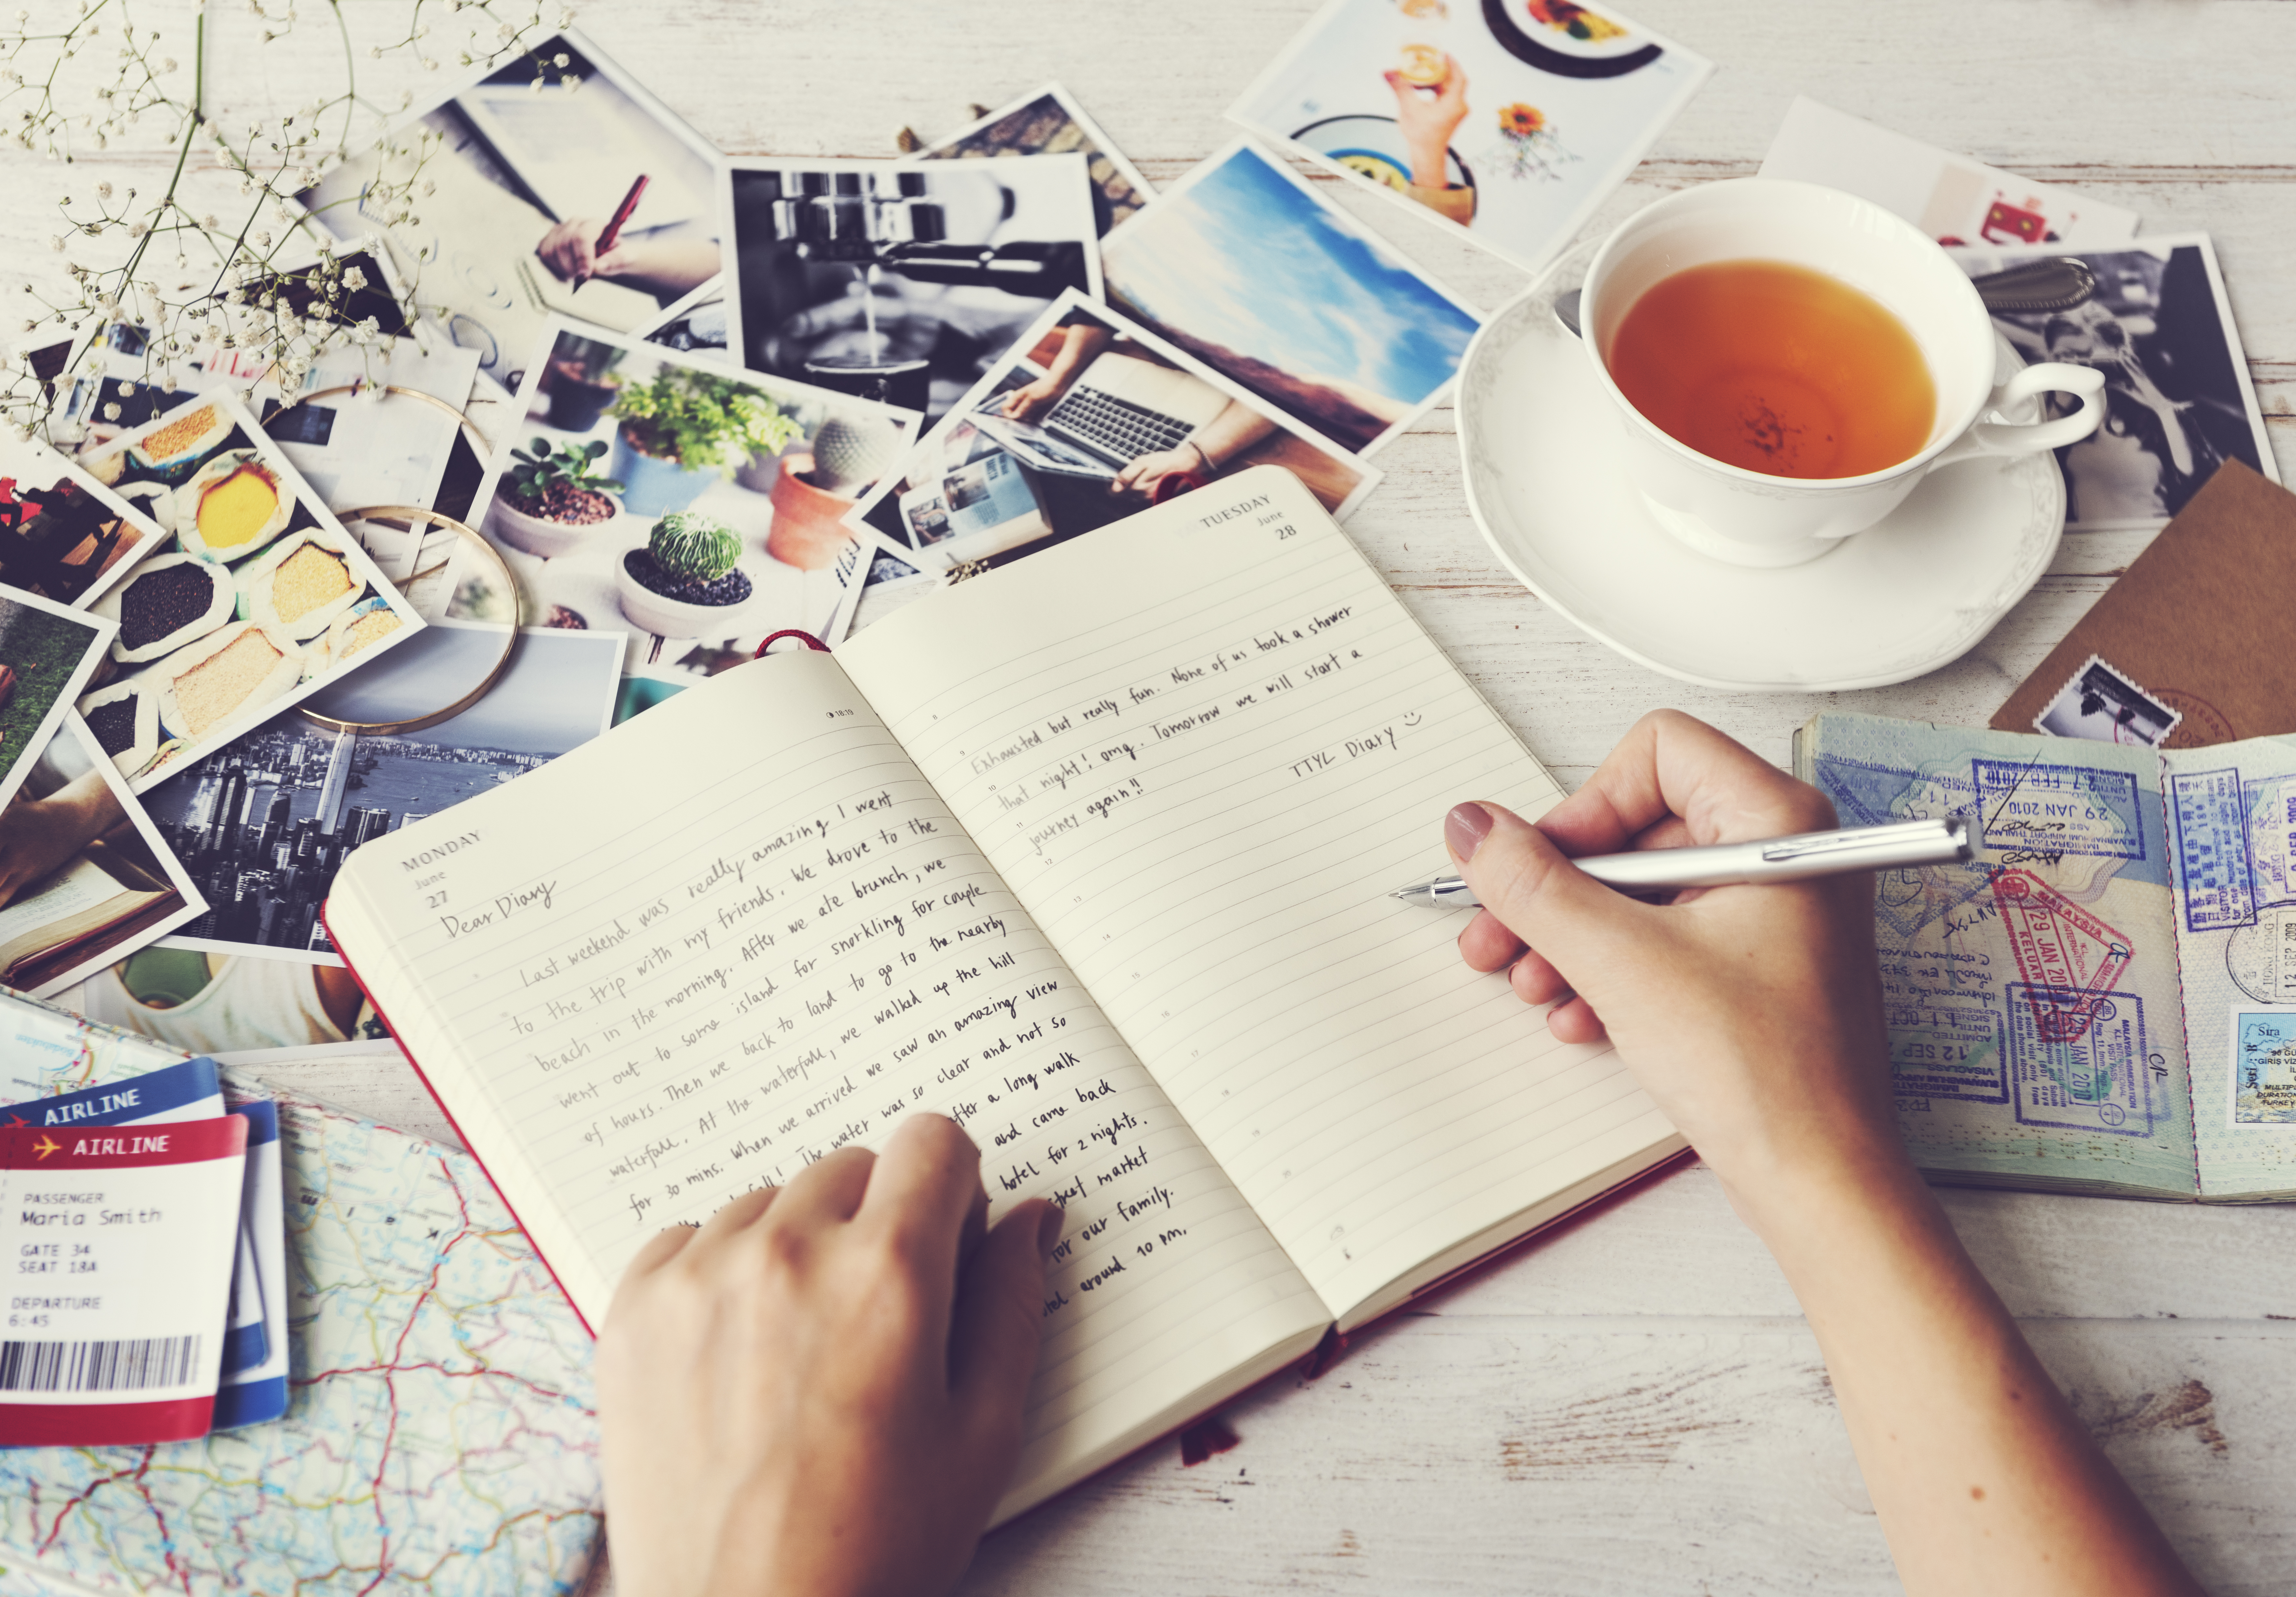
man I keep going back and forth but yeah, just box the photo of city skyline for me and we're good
[139,625,623,958]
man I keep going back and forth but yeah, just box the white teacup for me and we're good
[1581,178,2105,568]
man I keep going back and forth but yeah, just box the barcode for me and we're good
[0,1335,201,1393]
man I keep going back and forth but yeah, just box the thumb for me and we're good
[1448,800,1645,963]
[948,1199,1056,1439]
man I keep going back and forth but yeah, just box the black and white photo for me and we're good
[721,155,1102,426]
[1954,236,2277,530]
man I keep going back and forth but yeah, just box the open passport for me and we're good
[1797,714,2296,1203]
[325,467,1685,1521]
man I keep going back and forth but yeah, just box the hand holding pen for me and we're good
[535,174,649,289]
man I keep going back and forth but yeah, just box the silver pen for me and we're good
[1391,816,1971,908]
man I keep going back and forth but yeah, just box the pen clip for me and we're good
[1759,819,1960,863]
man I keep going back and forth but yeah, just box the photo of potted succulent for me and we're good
[490,438,628,558]
[607,368,802,517]
[615,511,757,637]
[540,335,624,432]
[767,412,904,571]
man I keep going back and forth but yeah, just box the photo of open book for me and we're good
[1796,713,2296,1200]
[325,466,1685,1521]
[0,713,205,997]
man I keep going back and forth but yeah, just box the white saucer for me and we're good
[1456,240,2065,692]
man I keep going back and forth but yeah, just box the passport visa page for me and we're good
[325,466,1685,1522]
[1797,715,2296,1200]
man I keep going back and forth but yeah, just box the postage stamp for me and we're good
[2169,767,2256,933]
[2032,653,2184,748]
[2008,986,2155,1136]
[1973,758,2145,860]
[2231,1006,2296,1126]
[1886,999,2008,1105]
[1811,754,1987,939]
[1991,869,2134,1041]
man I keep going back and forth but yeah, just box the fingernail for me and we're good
[1037,1203,1065,1260]
[1446,801,1494,863]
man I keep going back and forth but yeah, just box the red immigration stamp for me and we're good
[1990,869,2134,1042]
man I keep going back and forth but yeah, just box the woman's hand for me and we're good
[1448,710,2204,1596]
[1109,444,1199,498]
[1446,709,1897,1222]
[1000,376,1067,423]
[0,770,121,908]
[597,1114,1060,1597]
[1385,55,1470,190]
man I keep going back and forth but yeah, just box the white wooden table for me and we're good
[15,1,2295,1590]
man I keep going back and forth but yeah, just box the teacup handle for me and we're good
[1930,361,2106,467]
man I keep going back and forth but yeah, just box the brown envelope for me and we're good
[1992,460,2296,748]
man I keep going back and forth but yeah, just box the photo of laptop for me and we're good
[972,351,1230,480]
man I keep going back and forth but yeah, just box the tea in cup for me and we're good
[1580,179,2104,567]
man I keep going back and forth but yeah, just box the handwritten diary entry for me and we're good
[840,467,1682,1320]
[326,655,1328,1503]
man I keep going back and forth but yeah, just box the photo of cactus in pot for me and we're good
[607,368,802,516]
[768,410,905,571]
[616,511,756,637]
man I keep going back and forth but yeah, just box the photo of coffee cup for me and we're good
[1579,178,2106,567]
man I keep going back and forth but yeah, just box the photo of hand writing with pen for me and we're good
[301,32,722,387]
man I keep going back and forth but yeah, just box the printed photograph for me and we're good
[1761,98,2139,249]
[0,432,171,606]
[453,318,918,667]
[722,154,1101,426]
[2034,655,2183,747]
[850,545,939,632]
[1097,139,1482,455]
[918,83,1157,237]
[636,276,733,363]
[1953,237,2277,530]
[848,288,1379,579]
[72,394,426,793]
[135,623,621,965]
[0,583,117,816]
[1229,0,1711,275]
[0,713,206,998]
[75,948,391,1052]
[300,31,723,386]
[56,313,485,529]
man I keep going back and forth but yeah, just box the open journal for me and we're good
[1796,713,2296,1203]
[326,466,1684,1521]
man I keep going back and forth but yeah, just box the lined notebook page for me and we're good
[325,653,1329,1516]
[841,467,1681,1319]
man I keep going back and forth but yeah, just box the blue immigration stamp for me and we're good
[2170,767,2255,932]
[1973,759,2144,861]
[1812,755,1986,939]
[2007,984,2154,1137]
[2240,774,2296,910]
[1886,1000,2007,1105]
